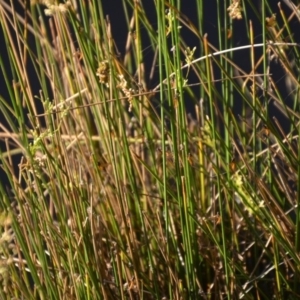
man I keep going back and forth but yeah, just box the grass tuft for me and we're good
[0,0,300,298]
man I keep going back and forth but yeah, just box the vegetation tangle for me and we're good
[0,0,300,299]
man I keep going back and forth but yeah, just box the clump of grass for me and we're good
[0,0,300,299]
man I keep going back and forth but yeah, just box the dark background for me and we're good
[0,0,299,189]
